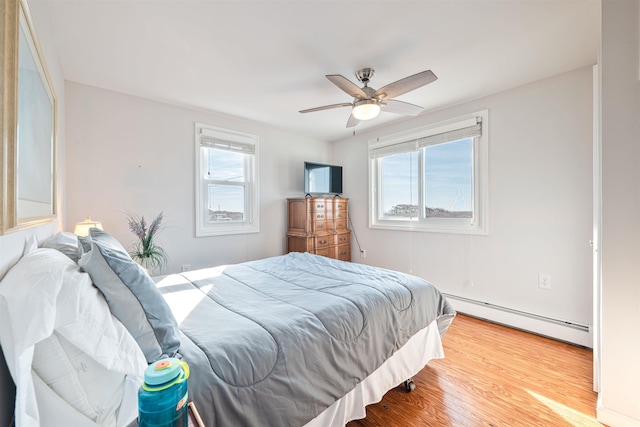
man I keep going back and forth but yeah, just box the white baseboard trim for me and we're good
[597,405,640,427]
[444,294,592,348]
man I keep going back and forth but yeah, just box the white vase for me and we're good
[136,259,155,276]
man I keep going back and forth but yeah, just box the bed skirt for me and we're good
[305,319,444,426]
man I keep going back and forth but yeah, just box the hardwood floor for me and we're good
[347,314,604,427]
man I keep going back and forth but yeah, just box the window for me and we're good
[369,110,488,234]
[195,123,259,236]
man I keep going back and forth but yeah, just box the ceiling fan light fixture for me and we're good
[352,99,380,121]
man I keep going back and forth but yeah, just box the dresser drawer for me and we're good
[334,232,350,246]
[311,211,327,221]
[334,199,348,211]
[315,247,331,257]
[334,219,348,230]
[335,244,351,261]
[309,199,326,212]
[314,233,331,248]
[311,220,327,232]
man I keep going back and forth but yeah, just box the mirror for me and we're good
[1,0,56,234]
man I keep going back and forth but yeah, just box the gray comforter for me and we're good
[159,252,455,426]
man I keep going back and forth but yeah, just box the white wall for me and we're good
[65,82,331,274]
[0,0,67,424]
[333,66,594,329]
[598,0,640,425]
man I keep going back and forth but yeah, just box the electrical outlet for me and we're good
[539,273,551,290]
[181,264,191,272]
[360,249,366,259]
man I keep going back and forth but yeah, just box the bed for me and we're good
[0,229,455,427]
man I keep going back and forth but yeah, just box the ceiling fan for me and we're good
[299,67,437,128]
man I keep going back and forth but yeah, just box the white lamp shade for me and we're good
[74,216,104,236]
[352,100,381,121]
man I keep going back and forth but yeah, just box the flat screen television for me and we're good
[304,161,343,196]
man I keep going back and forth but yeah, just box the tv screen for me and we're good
[304,162,343,195]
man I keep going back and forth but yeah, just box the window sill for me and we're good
[196,223,260,237]
[368,222,488,235]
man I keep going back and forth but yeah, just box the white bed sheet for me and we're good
[305,319,444,426]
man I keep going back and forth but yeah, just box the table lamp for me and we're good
[74,216,104,236]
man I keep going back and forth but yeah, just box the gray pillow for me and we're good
[78,228,180,363]
[42,232,81,262]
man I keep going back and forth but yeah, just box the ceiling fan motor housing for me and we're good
[356,68,375,85]
[360,86,378,99]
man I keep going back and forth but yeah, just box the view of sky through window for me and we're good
[381,151,419,216]
[425,138,473,215]
[380,138,473,218]
[205,147,246,218]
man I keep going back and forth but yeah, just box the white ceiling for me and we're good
[43,0,600,142]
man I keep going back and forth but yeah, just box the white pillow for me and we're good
[23,235,38,256]
[33,332,125,426]
[0,248,147,427]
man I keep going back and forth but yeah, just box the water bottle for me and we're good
[138,358,190,427]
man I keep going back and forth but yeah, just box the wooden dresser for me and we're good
[286,197,351,262]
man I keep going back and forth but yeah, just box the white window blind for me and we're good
[199,131,256,155]
[370,117,482,159]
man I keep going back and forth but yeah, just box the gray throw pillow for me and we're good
[42,232,81,262]
[78,228,180,363]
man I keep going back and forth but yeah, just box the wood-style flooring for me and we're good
[347,314,604,427]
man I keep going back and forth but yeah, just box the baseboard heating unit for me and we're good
[443,294,592,348]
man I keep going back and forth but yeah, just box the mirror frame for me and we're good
[1,0,57,234]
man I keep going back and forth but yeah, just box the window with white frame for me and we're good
[195,123,259,237]
[369,110,488,234]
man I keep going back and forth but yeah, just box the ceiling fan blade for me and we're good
[381,99,424,116]
[326,75,367,98]
[374,70,437,99]
[299,103,353,114]
[346,113,360,128]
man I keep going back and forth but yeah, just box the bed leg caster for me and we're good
[403,378,416,392]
